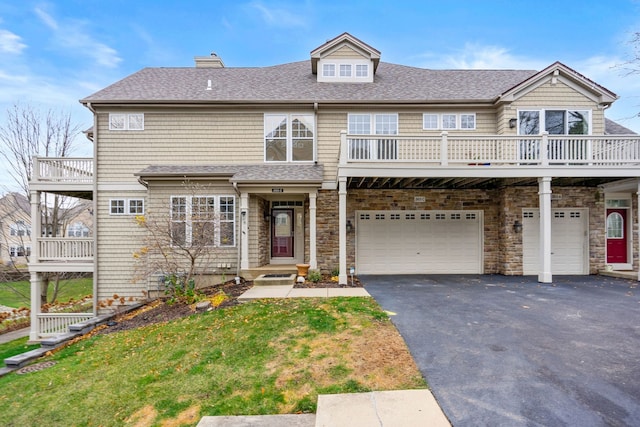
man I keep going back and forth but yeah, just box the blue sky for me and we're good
[0,0,639,190]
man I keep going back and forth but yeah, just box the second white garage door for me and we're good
[522,208,589,275]
[356,210,483,274]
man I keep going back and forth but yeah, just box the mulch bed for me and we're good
[95,275,362,335]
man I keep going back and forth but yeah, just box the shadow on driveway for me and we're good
[362,274,640,426]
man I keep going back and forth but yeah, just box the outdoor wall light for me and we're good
[509,118,517,129]
[513,220,523,233]
[346,220,354,232]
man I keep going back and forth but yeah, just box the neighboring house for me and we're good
[28,33,640,339]
[0,193,32,266]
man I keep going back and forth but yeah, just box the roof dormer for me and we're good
[310,32,380,83]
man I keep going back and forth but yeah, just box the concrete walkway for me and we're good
[198,389,450,427]
[0,327,30,344]
[238,284,371,301]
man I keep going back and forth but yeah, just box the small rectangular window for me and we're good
[423,114,438,130]
[129,199,145,215]
[109,113,144,131]
[322,63,335,77]
[442,114,457,129]
[356,64,368,77]
[460,114,476,130]
[110,199,125,215]
[340,64,352,77]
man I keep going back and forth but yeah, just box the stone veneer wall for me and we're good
[499,186,606,275]
[313,186,612,276]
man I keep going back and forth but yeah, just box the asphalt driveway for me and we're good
[362,274,640,426]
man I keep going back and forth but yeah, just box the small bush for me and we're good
[307,269,322,283]
[163,274,200,304]
[330,267,340,277]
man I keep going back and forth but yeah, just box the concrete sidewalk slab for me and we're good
[315,389,450,427]
[0,327,30,344]
[238,285,371,301]
[197,414,315,427]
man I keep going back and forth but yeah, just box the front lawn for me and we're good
[0,277,92,309]
[0,297,425,426]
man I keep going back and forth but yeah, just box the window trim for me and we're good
[110,199,145,215]
[517,109,591,135]
[170,195,236,247]
[109,113,145,131]
[422,113,477,130]
[264,113,315,163]
[322,63,336,77]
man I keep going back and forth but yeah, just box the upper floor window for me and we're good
[170,195,235,247]
[322,64,335,77]
[340,64,352,77]
[110,199,145,215]
[264,114,315,162]
[109,113,144,131]
[10,220,30,237]
[348,113,398,160]
[423,113,476,130]
[518,110,590,135]
[355,64,368,77]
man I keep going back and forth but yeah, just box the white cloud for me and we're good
[419,43,547,70]
[247,1,307,28]
[34,7,58,31]
[34,6,122,68]
[0,29,27,54]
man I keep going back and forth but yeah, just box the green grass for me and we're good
[0,297,425,426]
[0,277,92,309]
[0,337,39,361]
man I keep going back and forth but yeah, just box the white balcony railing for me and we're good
[38,237,94,261]
[37,313,94,337]
[32,157,93,184]
[339,132,640,166]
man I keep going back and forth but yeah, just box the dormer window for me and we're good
[340,64,352,77]
[356,64,368,77]
[322,64,335,77]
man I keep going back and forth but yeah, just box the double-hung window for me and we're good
[170,195,235,247]
[348,113,398,160]
[264,114,315,162]
[10,221,30,237]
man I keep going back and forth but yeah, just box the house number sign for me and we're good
[272,188,284,193]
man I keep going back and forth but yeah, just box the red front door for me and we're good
[271,209,294,258]
[606,208,627,264]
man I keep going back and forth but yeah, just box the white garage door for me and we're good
[356,210,483,274]
[522,208,588,275]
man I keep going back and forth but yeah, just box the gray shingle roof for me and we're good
[135,164,324,184]
[81,61,538,104]
[605,118,637,135]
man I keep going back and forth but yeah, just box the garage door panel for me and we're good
[356,210,482,274]
[522,209,588,275]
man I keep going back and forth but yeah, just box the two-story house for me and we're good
[27,33,639,339]
[0,192,32,267]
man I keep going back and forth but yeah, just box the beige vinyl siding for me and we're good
[96,111,264,183]
[325,45,363,60]
[95,190,147,303]
[316,110,346,181]
[512,81,604,133]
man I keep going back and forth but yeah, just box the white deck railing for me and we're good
[340,132,640,166]
[37,313,94,337]
[38,238,94,261]
[33,157,93,183]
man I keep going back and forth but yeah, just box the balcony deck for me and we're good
[30,157,93,199]
[338,133,640,183]
[28,237,94,272]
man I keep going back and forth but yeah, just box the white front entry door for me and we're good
[356,210,483,274]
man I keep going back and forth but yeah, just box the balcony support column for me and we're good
[538,177,553,283]
[440,131,449,166]
[339,130,348,165]
[338,177,348,284]
[309,190,317,270]
[29,272,42,341]
[637,180,640,281]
